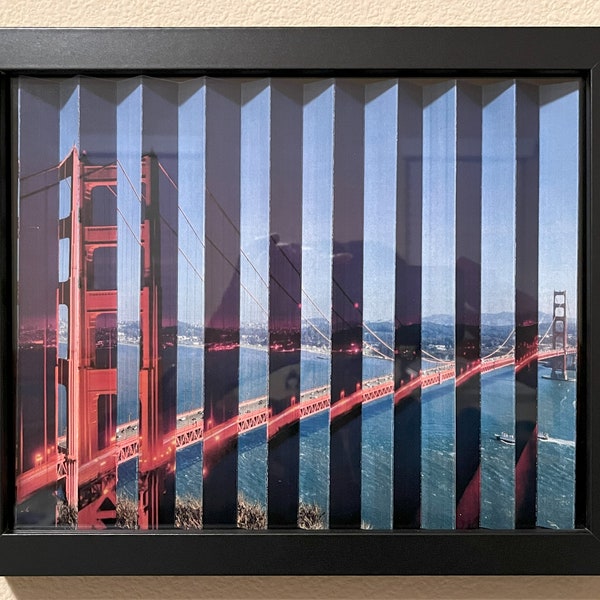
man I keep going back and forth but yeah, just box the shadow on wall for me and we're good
[4,576,600,600]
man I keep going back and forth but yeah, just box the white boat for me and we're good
[494,432,515,445]
[494,431,549,444]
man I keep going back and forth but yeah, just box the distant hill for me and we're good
[424,311,555,327]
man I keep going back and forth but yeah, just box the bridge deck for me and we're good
[17,347,575,503]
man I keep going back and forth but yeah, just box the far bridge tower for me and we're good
[551,290,569,380]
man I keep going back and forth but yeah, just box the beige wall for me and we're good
[1,1,599,598]
[0,0,599,26]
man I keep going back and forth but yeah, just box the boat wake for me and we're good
[545,437,575,448]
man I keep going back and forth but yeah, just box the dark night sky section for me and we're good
[203,79,241,528]
[455,82,483,529]
[514,83,540,529]
[393,82,423,529]
[17,80,60,483]
[268,80,303,527]
[139,79,179,526]
[17,81,60,331]
[142,80,179,332]
[79,79,118,165]
[330,81,364,529]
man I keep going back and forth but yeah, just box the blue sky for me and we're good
[300,79,334,334]
[177,79,206,327]
[422,81,457,319]
[538,82,579,320]
[54,77,580,329]
[239,79,270,332]
[481,82,516,320]
[363,79,397,348]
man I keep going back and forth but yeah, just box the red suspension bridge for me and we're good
[16,148,576,528]
[16,342,575,517]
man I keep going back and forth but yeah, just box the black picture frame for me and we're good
[0,27,598,576]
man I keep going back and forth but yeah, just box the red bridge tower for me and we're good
[551,290,569,380]
[58,150,119,528]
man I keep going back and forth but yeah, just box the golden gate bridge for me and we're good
[16,148,576,528]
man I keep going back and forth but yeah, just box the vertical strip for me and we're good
[15,78,60,526]
[176,79,206,509]
[268,80,303,527]
[421,81,456,529]
[329,80,364,528]
[202,79,241,527]
[393,81,423,529]
[537,81,579,529]
[299,80,334,528]
[480,81,516,529]
[116,78,142,511]
[362,79,397,530]
[455,82,482,529]
[514,82,539,529]
[58,78,78,472]
[138,78,178,528]
[238,79,269,519]
[59,80,78,220]
[0,74,12,532]
[76,77,119,528]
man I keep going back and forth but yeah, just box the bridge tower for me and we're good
[551,290,568,380]
[58,149,119,528]
[59,150,175,528]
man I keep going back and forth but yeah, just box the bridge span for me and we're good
[17,346,574,506]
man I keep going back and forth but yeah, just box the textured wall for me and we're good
[2,1,600,598]
[0,0,599,25]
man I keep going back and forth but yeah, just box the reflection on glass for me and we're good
[14,76,579,531]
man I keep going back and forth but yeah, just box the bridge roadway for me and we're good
[16,347,575,504]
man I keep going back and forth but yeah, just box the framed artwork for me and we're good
[0,27,598,575]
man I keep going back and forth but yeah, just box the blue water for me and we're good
[537,365,576,529]
[239,347,268,402]
[421,380,455,529]
[481,366,515,529]
[177,344,204,413]
[115,344,576,529]
[299,411,329,522]
[238,425,267,506]
[361,395,393,528]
